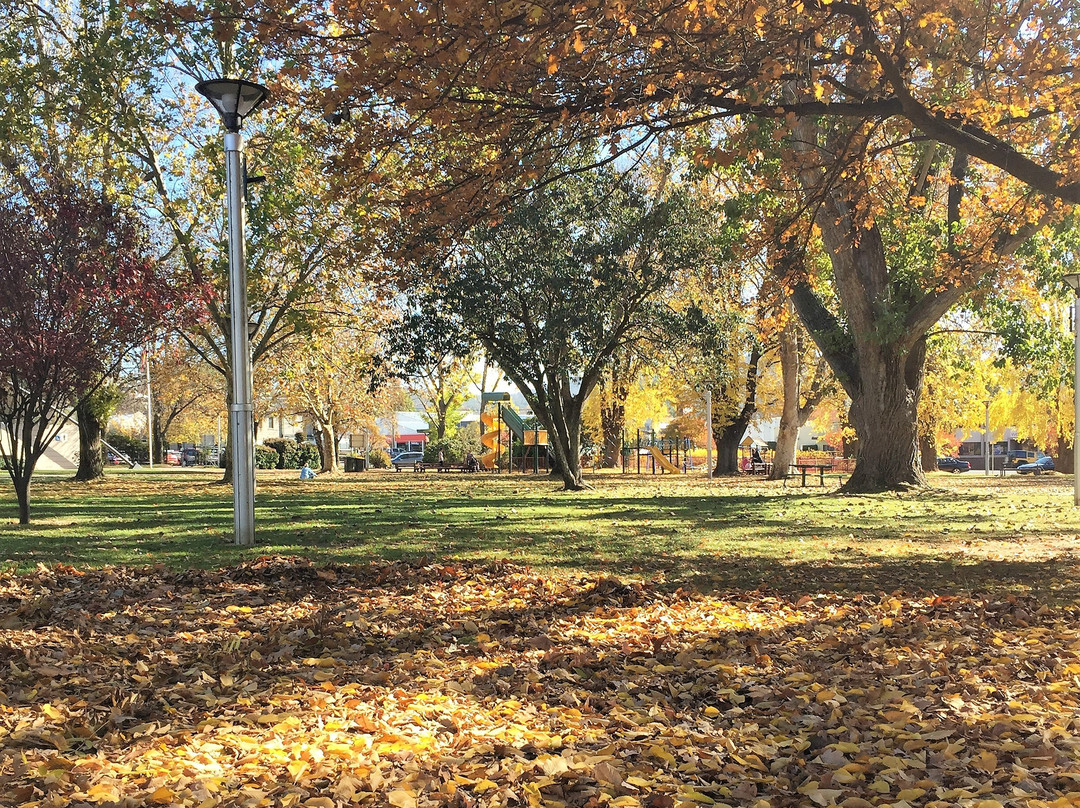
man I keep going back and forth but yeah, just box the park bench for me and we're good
[413,462,480,473]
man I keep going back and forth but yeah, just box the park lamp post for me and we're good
[1064,272,1080,506]
[196,78,269,546]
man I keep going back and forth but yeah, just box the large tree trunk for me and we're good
[13,472,30,525]
[712,344,762,477]
[532,382,586,490]
[545,410,584,490]
[842,342,927,492]
[600,399,625,468]
[919,433,938,472]
[1056,434,1074,475]
[713,419,747,475]
[317,423,337,473]
[74,399,105,482]
[153,422,167,465]
[770,321,801,480]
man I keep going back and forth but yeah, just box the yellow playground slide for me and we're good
[480,410,500,469]
[648,445,682,474]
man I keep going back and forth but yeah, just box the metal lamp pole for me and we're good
[984,399,991,477]
[704,388,713,481]
[1064,273,1080,505]
[145,344,153,469]
[196,78,269,546]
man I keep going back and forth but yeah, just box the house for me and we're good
[375,411,430,453]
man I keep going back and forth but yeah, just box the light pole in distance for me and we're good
[195,77,269,546]
[1063,272,1080,505]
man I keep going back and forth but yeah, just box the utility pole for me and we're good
[145,344,153,469]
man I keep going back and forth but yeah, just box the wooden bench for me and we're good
[414,462,480,473]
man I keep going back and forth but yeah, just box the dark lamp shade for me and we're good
[195,78,270,132]
[1064,272,1080,294]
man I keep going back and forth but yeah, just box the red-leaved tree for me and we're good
[0,183,180,523]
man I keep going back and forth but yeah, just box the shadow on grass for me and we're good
[1,472,1077,599]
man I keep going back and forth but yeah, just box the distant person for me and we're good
[751,447,763,465]
[438,449,445,468]
[299,463,316,480]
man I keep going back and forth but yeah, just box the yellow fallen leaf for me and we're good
[972,750,997,772]
[150,786,175,804]
[41,703,63,720]
[896,789,926,800]
[388,789,416,808]
[649,745,676,765]
[85,783,119,803]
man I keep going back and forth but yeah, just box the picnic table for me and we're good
[790,463,833,487]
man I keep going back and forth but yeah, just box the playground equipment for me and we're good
[648,445,681,474]
[478,392,550,472]
[621,429,693,474]
[479,392,509,469]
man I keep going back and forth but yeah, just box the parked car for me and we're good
[937,456,971,473]
[1017,456,1055,475]
[106,451,127,466]
[180,447,200,467]
[390,451,424,470]
[1006,449,1037,468]
[165,449,182,465]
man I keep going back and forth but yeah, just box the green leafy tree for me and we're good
[401,167,721,490]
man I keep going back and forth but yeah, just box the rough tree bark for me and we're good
[769,314,834,480]
[919,433,938,471]
[74,399,106,482]
[1056,435,1074,475]
[598,350,635,468]
[317,423,338,474]
[600,400,625,467]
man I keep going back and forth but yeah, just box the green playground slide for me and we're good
[499,405,529,441]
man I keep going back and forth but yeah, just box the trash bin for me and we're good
[344,456,367,473]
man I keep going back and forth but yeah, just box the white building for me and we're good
[0,419,80,472]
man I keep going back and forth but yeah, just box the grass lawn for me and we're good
[1,467,1078,598]
[3,470,1080,807]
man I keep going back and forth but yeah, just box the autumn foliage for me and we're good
[0,182,182,522]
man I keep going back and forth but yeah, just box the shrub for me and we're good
[263,438,300,469]
[296,443,321,468]
[424,438,458,464]
[254,445,279,469]
[104,432,148,464]
[368,447,390,469]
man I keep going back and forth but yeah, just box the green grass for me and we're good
[2,467,1078,598]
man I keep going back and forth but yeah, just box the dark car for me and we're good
[390,451,424,471]
[937,456,971,473]
[1017,456,1054,475]
[180,447,200,467]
